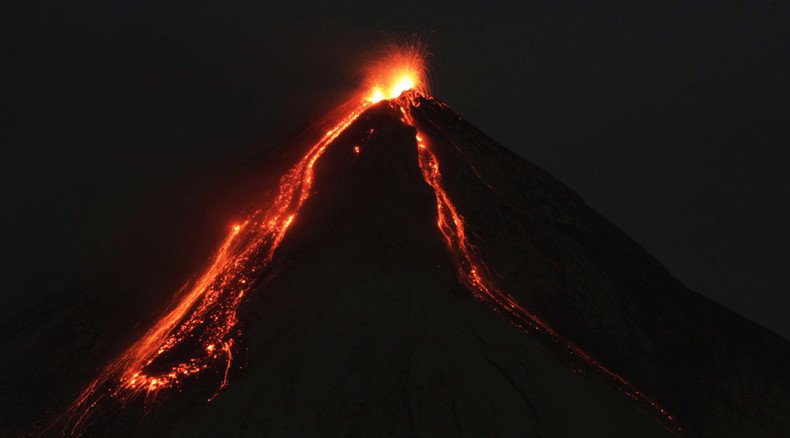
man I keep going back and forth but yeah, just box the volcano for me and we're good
[37,59,790,437]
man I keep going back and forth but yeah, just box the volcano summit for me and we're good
[40,55,790,437]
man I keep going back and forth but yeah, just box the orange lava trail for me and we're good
[54,100,369,435]
[396,93,681,434]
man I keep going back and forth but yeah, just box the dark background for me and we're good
[3,1,789,340]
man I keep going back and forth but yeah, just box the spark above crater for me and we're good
[363,45,429,103]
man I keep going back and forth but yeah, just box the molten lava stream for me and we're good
[55,100,369,435]
[396,95,680,433]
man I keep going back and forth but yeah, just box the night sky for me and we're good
[4,2,789,338]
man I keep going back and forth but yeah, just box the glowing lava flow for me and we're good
[396,93,681,433]
[56,100,369,435]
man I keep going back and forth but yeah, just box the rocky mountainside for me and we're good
[12,95,790,436]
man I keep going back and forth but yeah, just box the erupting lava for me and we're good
[53,46,679,435]
[364,45,428,103]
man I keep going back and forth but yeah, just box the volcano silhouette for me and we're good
[41,93,790,437]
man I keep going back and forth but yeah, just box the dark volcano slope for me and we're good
[50,97,789,437]
[77,103,673,437]
[407,96,790,436]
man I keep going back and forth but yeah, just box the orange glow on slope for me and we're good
[396,93,680,433]
[57,99,369,435]
[364,45,428,103]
